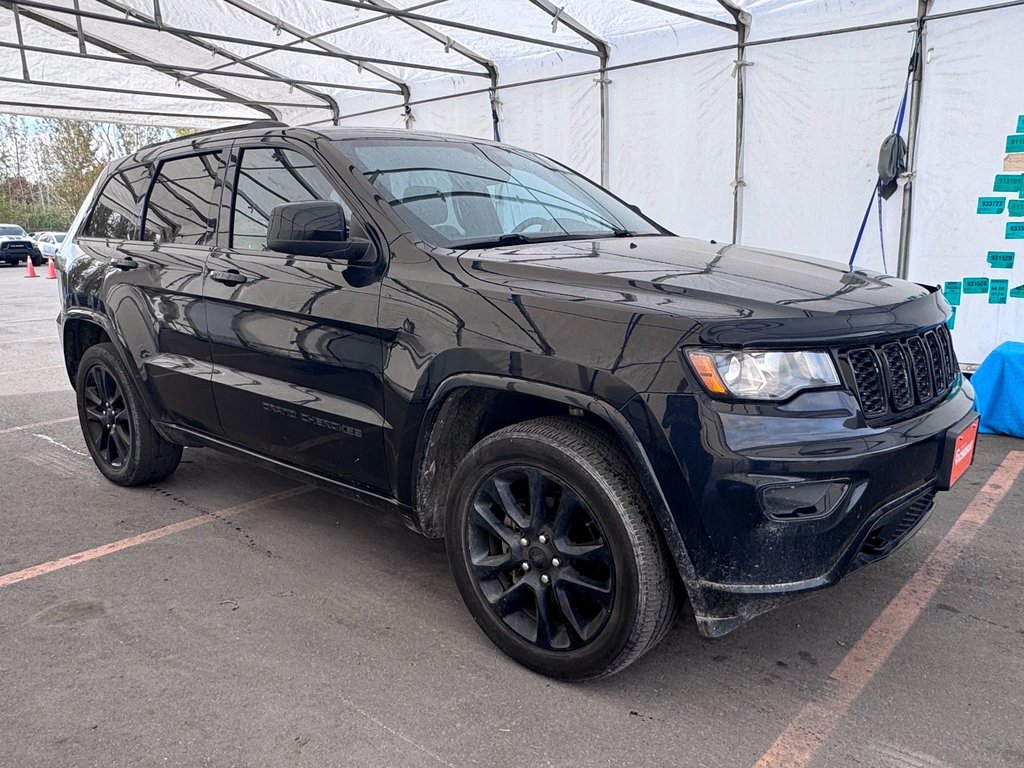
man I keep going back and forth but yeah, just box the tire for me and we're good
[445,416,678,680]
[31,254,42,267]
[75,342,182,486]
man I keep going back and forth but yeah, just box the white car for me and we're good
[36,231,67,260]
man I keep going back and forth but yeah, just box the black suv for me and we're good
[57,122,978,680]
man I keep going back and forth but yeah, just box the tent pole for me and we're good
[896,0,931,280]
[719,1,749,245]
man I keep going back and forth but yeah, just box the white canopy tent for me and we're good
[2,0,1022,364]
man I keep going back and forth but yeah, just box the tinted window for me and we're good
[144,153,222,245]
[230,147,348,251]
[82,165,151,239]
[339,139,664,249]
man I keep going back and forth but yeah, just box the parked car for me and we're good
[56,122,979,680]
[0,224,43,266]
[36,231,67,260]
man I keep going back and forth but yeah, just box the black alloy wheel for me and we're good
[447,416,678,680]
[81,362,133,469]
[467,466,615,651]
[75,342,183,486]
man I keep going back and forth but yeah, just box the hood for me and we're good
[456,236,945,345]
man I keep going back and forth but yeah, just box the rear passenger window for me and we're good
[82,165,151,239]
[144,153,222,245]
[230,147,349,251]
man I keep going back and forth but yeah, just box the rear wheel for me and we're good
[75,343,182,486]
[446,416,678,680]
[30,254,42,267]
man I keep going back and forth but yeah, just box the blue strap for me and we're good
[849,74,912,270]
[849,183,879,269]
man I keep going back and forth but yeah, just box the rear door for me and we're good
[86,151,226,433]
[204,141,389,491]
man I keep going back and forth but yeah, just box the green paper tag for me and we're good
[1010,284,1024,298]
[1008,222,1024,239]
[942,281,962,305]
[963,277,990,294]
[1010,200,1024,217]
[989,280,1009,304]
[978,196,1006,214]
[1009,135,1024,153]
[987,251,1015,268]
[1018,115,1024,133]
[994,174,1023,192]
[947,307,956,330]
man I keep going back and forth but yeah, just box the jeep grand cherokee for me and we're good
[56,122,978,680]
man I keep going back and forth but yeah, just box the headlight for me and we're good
[685,348,840,400]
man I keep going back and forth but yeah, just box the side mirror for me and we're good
[266,201,368,260]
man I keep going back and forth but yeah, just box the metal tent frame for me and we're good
[3,0,1024,276]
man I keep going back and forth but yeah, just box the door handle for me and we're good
[209,269,248,286]
[110,257,139,271]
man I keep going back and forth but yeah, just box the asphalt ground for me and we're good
[1,262,1022,768]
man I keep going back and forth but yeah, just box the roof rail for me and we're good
[138,120,290,153]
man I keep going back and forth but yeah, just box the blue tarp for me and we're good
[972,341,1024,439]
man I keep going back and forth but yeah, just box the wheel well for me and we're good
[414,386,626,539]
[63,318,111,386]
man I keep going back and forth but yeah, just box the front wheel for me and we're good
[76,343,183,486]
[31,254,42,267]
[446,416,678,680]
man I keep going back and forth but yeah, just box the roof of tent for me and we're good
[0,0,970,129]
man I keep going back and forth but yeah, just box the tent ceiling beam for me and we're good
[319,0,600,57]
[91,0,341,125]
[360,0,499,136]
[0,98,260,122]
[219,0,413,120]
[0,2,278,120]
[524,0,611,184]
[8,0,487,80]
[195,0,451,84]
[0,40,403,96]
[629,0,737,31]
[0,74,326,109]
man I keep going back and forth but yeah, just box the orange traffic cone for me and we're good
[25,258,38,278]
[46,256,57,279]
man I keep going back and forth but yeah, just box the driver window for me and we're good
[231,147,352,251]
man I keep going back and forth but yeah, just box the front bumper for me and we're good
[626,378,977,637]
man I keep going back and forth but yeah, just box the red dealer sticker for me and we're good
[948,418,979,488]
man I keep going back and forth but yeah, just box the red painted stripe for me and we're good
[753,450,1024,768]
[0,486,311,589]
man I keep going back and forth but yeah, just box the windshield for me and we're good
[0,226,27,237]
[337,138,666,249]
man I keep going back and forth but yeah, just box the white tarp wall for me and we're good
[2,0,1023,363]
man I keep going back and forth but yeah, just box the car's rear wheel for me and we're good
[30,254,42,267]
[446,416,678,680]
[76,343,182,486]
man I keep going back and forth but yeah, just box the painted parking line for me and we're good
[0,337,59,344]
[0,416,77,435]
[0,485,312,590]
[753,450,1024,768]
[0,364,64,376]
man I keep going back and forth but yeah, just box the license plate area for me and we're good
[937,416,979,490]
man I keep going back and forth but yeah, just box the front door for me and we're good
[204,143,389,492]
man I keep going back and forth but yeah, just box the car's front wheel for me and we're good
[446,416,678,680]
[76,343,183,486]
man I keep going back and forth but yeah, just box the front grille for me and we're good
[845,324,957,421]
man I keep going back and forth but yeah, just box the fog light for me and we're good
[759,481,849,521]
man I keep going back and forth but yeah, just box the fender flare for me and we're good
[410,373,706,615]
